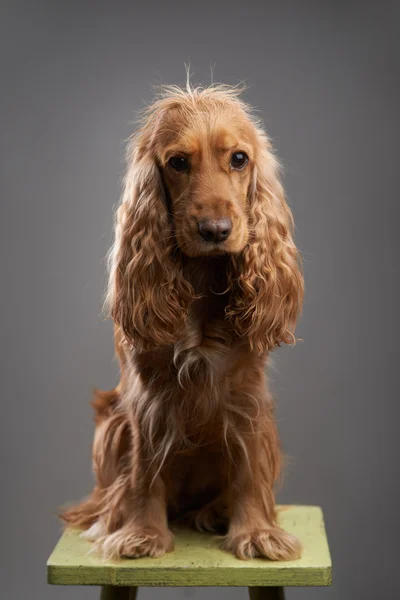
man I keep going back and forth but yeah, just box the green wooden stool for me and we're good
[47,505,331,599]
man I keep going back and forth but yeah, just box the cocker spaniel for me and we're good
[62,83,304,561]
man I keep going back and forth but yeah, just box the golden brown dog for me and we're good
[62,84,304,561]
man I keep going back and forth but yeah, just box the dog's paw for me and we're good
[223,528,302,561]
[80,520,106,541]
[95,527,174,560]
[180,499,228,534]
[194,503,228,534]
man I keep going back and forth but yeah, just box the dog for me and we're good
[61,83,304,561]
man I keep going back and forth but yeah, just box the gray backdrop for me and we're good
[1,1,399,599]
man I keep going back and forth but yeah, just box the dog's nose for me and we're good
[198,218,232,243]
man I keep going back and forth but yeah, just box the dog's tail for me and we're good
[59,488,104,530]
[59,387,126,531]
[90,387,120,422]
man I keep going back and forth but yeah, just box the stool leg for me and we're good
[248,587,285,600]
[100,586,138,600]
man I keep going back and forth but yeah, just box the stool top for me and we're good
[47,505,331,587]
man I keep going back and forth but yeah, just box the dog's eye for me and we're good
[230,152,248,170]
[168,155,189,172]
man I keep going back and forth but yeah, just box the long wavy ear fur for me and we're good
[107,132,193,351]
[227,132,304,355]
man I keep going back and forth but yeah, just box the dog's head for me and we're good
[153,94,256,256]
[108,85,303,353]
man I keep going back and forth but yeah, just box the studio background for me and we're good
[1,1,399,599]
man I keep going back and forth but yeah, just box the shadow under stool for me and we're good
[47,505,331,599]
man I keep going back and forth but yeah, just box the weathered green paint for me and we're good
[47,505,331,587]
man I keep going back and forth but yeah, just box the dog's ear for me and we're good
[227,134,304,354]
[107,131,193,352]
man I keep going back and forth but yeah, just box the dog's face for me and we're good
[154,107,257,257]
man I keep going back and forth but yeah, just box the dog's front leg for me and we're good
[95,417,174,560]
[223,415,301,561]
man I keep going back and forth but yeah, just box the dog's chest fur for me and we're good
[132,256,241,445]
[172,256,237,387]
[184,255,231,322]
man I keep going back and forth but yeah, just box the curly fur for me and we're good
[61,83,304,561]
